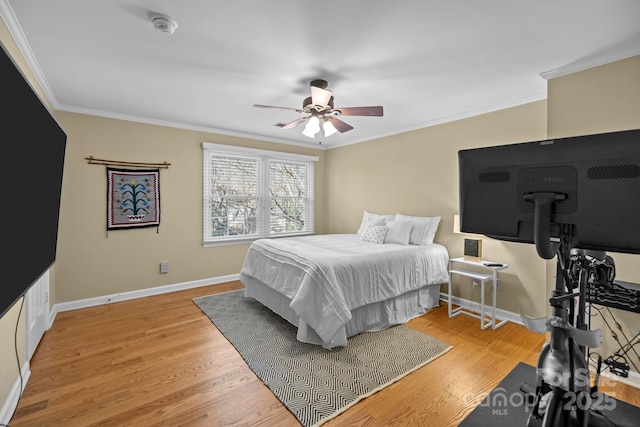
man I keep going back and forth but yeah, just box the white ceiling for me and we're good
[2,1,640,149]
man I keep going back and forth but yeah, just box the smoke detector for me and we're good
[151,13,178,35]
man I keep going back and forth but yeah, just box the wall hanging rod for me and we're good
[85,155,170,169]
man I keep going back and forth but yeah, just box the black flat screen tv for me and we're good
[1,43,66,318]
[458,128,640,259]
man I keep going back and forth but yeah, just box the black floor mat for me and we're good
[459,362,640,427]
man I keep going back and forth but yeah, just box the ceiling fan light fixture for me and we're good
[322,119,338,137]
[302,116,320,138]
[310,86,332,110]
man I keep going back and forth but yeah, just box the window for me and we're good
[202,143,317,246]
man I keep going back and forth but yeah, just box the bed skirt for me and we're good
[240,273,442,348]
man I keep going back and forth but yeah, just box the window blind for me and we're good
[202,143,317,246]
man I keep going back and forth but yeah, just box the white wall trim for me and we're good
[540,44,640,80]
[52,273,240,315]
[440,292,525,325]
[0,361,30,427]
[600,369,640,390]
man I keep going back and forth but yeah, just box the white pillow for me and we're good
[357,211,395,236]
[384,220,413,245]
[408,221,430,244]
[395,214,441,245]
[361,225,388,244]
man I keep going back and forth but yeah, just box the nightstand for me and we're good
[447,256,508,330]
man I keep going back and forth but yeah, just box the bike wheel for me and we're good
[542,388,570,427]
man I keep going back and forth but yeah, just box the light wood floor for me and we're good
[10,281,639,426]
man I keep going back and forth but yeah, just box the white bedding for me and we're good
[239,234,449,349]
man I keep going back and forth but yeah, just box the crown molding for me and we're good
[540,44,640,80]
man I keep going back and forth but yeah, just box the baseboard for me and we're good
[439,292,524,325]
[52,273,240,316]
[600,368,640,390]
[0,361,30,426]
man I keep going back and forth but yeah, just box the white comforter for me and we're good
[240,234,449,347]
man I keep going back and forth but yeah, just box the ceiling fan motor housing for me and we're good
[309,79,328,89]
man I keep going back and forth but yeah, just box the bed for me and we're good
[239,215,449,349]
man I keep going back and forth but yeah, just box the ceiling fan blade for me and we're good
[329,117,354,133]
[310,86,333,110]
[281,116,309,130]
[334,106,383,116]
[254,104,305,113]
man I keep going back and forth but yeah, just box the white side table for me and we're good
[447,257,508,330]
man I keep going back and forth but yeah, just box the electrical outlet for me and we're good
[160,262,169,273]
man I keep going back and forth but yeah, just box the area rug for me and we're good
[193,289,452,427]
[459,362,640,427]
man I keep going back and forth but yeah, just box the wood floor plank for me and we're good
[9,281,638,426]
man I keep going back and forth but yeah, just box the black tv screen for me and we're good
[1,43,66,318]
[458,128,640,259]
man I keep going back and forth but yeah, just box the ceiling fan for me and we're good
[254,79,383,139]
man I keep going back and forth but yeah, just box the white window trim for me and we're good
[202,142,318,163]
[202,142,318,247]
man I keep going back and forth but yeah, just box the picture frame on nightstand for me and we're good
[464,238,482,258]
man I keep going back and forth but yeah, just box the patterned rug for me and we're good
[193,289,452,427]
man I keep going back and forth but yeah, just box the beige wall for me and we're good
[325,101,549,318]
[546,55,640,374]
[53,113,326,303]
[548,55,640,138]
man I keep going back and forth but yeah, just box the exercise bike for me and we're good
[520,195,617,427]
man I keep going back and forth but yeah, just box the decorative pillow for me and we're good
[361,225,389,244]
[356,210,395,236]
[383,220,413,245]
[395,214,442,245]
